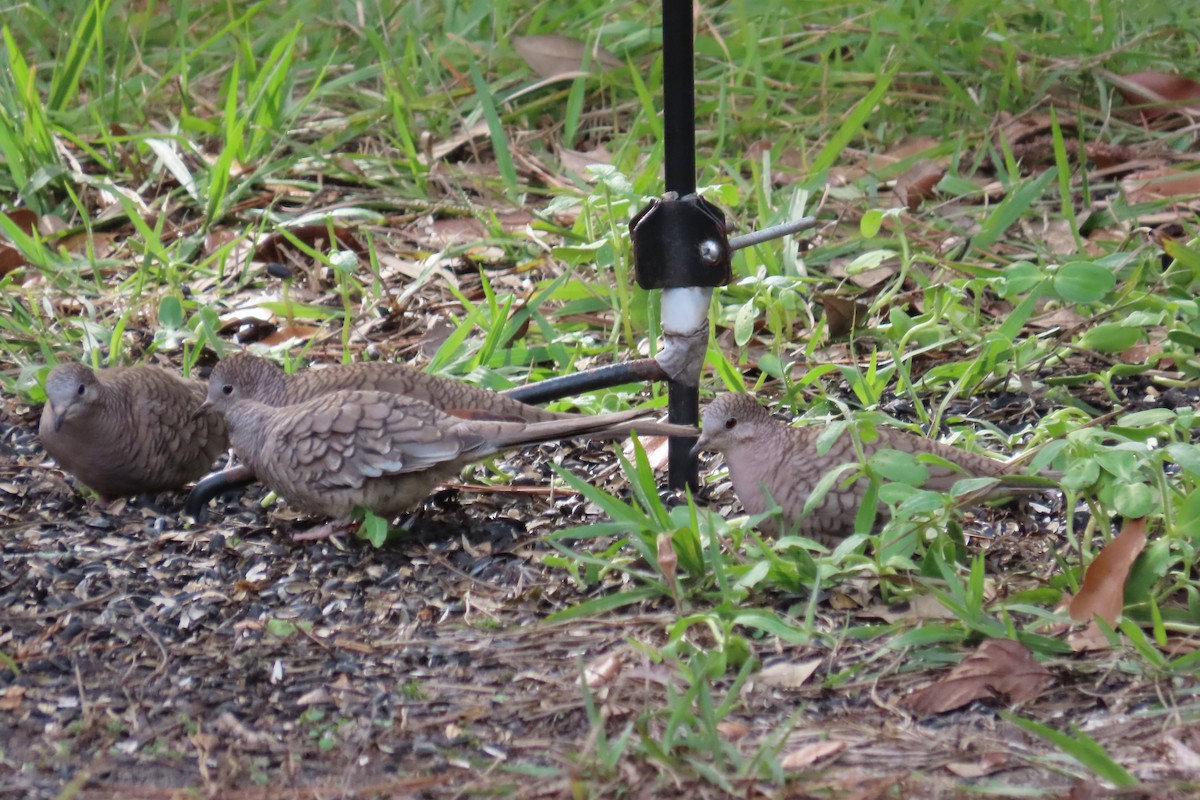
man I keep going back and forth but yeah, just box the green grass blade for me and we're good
[973,168,1056,251]
[810,67,897,175]
[1001,712,1138,787]
[48,0,109,112]
[468,61,517,193]
[542,587,659,624]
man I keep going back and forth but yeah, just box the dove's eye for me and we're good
[725,418,737,430]
[221,384,234,396]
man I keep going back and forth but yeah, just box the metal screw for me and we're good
[698,239,721,264]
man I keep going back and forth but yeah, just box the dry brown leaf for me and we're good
[0,209,38,279]
[1084,140,1143,171]
[824,253,901,288]
[894,160,946,211]
[623,433,672,472]
[426,217,488,245]
[985,114,1080,171]
[656,532,678,596]
[1028,218,1080,257]
[494,209,535,230]
[746,139,812,186]
[1067,620,1113,653]
[1165,638,1199,657]
[622,665,679,687]
[905,639,1051,716]
[828,163,869,186]
[559,146,612,175]
[1117,344,1169,367]
[1027,305,1087,331]
[512,34,620,79]
[1107,70,1200,120]
[969,178,1009,204]
[331,638,373,655]
[1068,517,1148,625]
[1164,736,1200,771]
[203,228,243,257]
[858,593,957,624]
[422,210,535,247]
[259,324,321,347]
[1119,327,1169,366]
[819,294,870,338]
[756,658,823,689]
[376,253,451,284]
[253,225,367,263]
[1060,781,1110,800]
[828,590,862,611]
[37,213,67,235]
[196,147,253,179]
[944,752,1009,779]
[0,685,26,711]
[295,687,332,706]
[418,319,456,359]
[872,136,942,167]
[0,243,25,280]
[745,138,772,161]
[717,721,751,740]
[430,120,490,162]
[1122,168,1200,202]
[55,231,122,259]
[2,208,37,235]
[780,740,846,770]
[996,113,1060,146]
[582,649,624,688]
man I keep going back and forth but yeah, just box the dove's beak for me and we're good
[47,395,83,432]
[191,399,213,422]
[689,429,710,459]
[49,402,66,432]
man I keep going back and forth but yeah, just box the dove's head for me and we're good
[690,393,774,458]
[199,353,286,417]
[43,363,102,432]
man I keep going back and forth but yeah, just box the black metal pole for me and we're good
[189,3,815,520]
[662,0,699,491]
[663,0,696,195]
[504,359,668,405]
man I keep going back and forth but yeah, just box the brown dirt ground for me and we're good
[3,376,1200,799]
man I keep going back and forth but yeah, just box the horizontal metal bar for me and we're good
[504,358,668,405]
[729,216,817,251]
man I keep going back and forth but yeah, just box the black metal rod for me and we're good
[184,465,257,518]
[663,0,696,195]
[503,358,668,405]
[667,381,699,489]
[662,0,700,490]
[730,216,818,250]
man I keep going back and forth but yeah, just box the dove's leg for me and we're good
[291,518,357,542]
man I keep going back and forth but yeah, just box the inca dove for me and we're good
[213,352,572,421]
[39,363,228,498]
[198,357,696,520]
[691,393,1053,544]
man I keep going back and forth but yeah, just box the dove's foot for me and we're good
[292,519,356,542]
